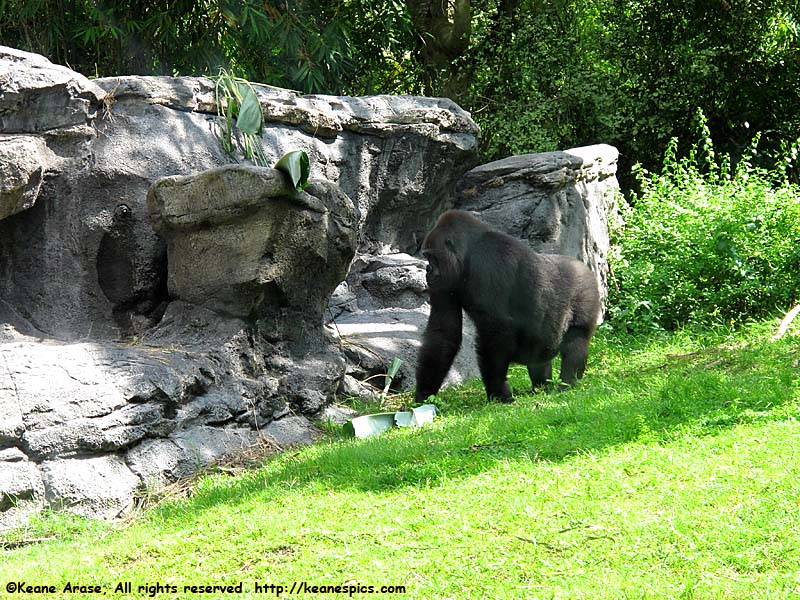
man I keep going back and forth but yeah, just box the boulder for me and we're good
[0,136,48,220]
[126,427,261,490]
[0,448,43,508]
[340,254,429,312]
[0,46,105,132]
[262,415,323,448]
[40,455,140,519]
[147,166,357,333]
[0,448,45,530]
[456,144,620,302]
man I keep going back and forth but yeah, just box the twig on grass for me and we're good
[1,537,56,549]
[772,304,800,341]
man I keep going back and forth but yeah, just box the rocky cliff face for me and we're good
[0,46,479,527]
[0,47,479,341]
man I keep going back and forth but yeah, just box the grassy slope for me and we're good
[1,321,799,599]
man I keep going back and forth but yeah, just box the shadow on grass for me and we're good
[154,332,799,519]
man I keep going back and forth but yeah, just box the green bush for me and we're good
[610,111,800,332]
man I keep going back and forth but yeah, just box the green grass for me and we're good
[2,320,800,599]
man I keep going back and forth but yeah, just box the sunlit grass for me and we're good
[2,320,799,598]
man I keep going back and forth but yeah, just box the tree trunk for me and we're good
[406,0,471,96]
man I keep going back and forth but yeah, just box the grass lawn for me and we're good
[1,320,799,599]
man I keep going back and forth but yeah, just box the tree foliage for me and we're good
[609,112,800,331]
[444,0,799,175]
[1,0,797,173]
[0,0,418,94]
[599,0,800,176]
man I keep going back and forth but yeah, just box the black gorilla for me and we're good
[415,210,602,403]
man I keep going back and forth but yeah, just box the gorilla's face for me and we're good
[422,248,445,288]
[422,226,462,292]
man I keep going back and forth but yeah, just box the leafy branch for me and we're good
[212,69,268,167]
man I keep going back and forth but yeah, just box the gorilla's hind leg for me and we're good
[528,361,553,390]
[558,327,592,386]
[476,333,513,402]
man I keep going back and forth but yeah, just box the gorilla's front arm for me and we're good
[414,290,463,402]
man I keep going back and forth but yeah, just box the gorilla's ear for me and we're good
[445,238,456,252]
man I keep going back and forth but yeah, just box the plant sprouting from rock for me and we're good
[213,69,268,167]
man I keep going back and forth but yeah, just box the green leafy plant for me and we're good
[610,110,800,332]
[274,151,311,192]
[213,69,268,167]
[381,357,403,400]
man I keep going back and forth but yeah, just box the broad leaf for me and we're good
[382,357,403,398]
[236,83,263,135]
[275,150,311,192]
[387,357,403,379]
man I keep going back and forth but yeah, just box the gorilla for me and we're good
[415,210,602,403]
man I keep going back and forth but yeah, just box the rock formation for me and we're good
[0,46,479,527]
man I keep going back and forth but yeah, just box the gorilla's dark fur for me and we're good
[415,210,602,402]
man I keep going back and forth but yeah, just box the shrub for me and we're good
[610,111,800,332]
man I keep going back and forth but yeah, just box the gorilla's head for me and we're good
[421,210,487,292]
